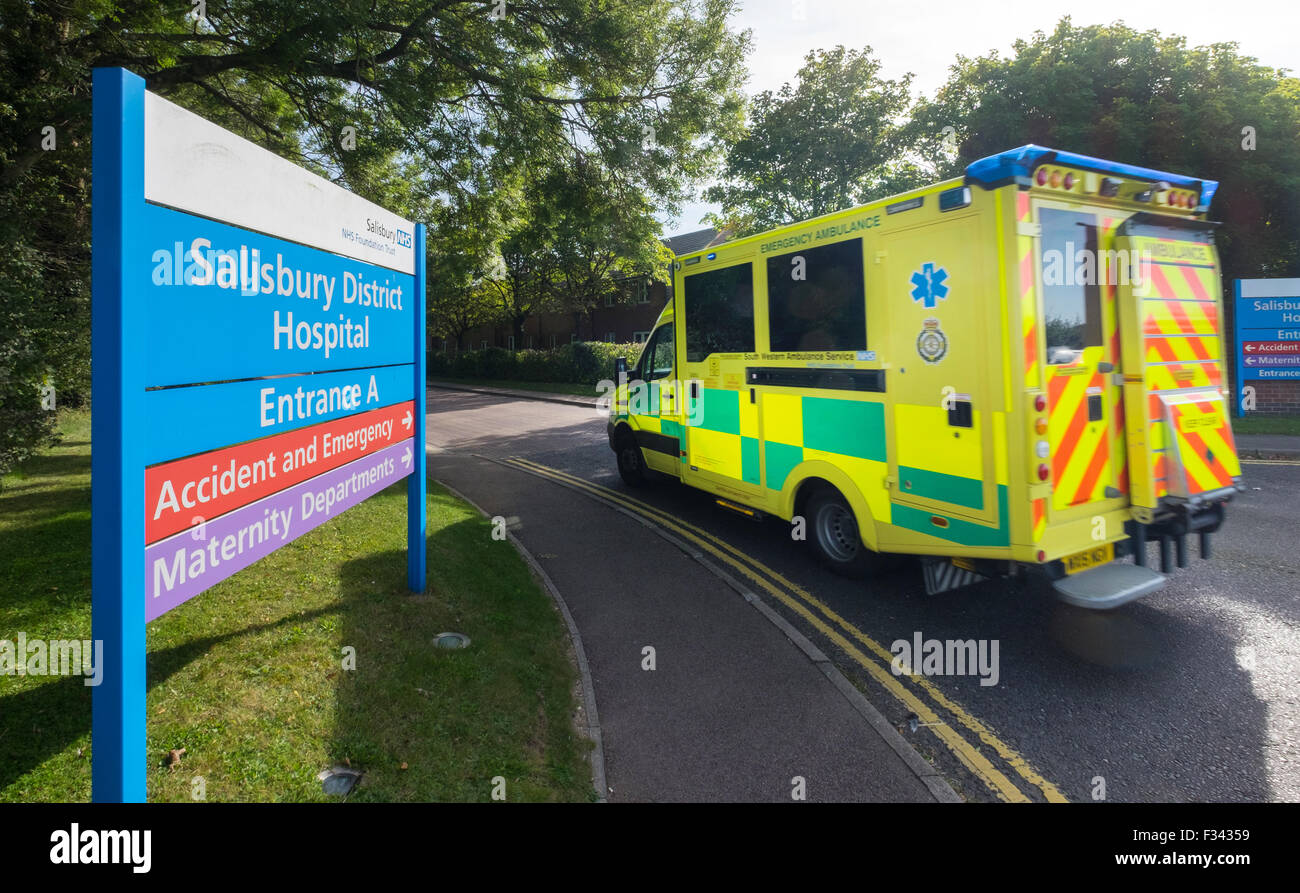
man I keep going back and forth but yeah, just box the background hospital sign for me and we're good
[91,67,427,803]
[1233,278,1300,412]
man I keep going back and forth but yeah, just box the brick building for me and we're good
[440,226,728,351]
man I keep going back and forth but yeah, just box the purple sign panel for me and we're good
[144,438,414,621]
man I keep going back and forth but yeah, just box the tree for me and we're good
[910,18,1300,289]
[704,46,924,236]
[541,158,673,322]
[0,0,751,478]
[483,197,561,348]
[426,199,501,352]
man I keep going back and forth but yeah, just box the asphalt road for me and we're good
[425,387,1300,803]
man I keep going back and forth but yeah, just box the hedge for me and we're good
[428,341,646,384]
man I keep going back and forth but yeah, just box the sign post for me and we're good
[91,66,148,804]
[91,67,426,802]
[1233,278,1300,415]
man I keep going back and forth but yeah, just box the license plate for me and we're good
[1063,543,1113,575]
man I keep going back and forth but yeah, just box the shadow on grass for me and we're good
[0,606,337,793]
[2,452,92,483]
[0,487,92,526]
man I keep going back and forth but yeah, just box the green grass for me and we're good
[1,409,594,802]
[430,377,598,398]
[1232,414,1300,436]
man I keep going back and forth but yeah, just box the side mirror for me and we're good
[615,356,628,381]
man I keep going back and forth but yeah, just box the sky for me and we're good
[659,0,1300,235]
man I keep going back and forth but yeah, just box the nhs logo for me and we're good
[396,228,412,248]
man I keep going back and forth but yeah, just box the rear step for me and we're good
[1051,563,1166,610]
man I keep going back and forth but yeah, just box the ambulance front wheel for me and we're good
[807,487,873,578]
[615,431,648,487]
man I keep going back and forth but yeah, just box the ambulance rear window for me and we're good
[1039,207,1103,358]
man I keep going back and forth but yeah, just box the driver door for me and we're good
[629,322,683,476]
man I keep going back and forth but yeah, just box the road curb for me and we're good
[1239,448,1300,460]
[433,473,609,803]
[428,380,597,409]
[477,454,962,803]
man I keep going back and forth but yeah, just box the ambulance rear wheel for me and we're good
[807,488,872,578]
[615,431,648,487]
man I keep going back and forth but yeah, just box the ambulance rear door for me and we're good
[1033,199,1128,522]
[1112,215,1241,518]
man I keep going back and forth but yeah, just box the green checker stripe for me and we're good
[741,436,760,485]
[891,485,1009,547]
[801,397,885,461]
[661,418,683,440]
[898,466,984,511]
[698,388,739,435]
[765,441,803,491]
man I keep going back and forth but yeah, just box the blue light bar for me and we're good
[965,144,1219,207]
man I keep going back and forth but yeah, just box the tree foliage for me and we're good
[705,46,925,236]
[911,18,1300,284]
[0,0,750,476]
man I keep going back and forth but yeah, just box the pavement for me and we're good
[428,379,597,409]
[423,384,957,802]
[1234,433,1300,459]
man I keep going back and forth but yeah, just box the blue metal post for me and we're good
[407,223,427,592]
[1233,278,1244,418]
[91,67,147,803]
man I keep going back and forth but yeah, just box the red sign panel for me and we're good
[145,400,414,543]
[1242,341,1300,353]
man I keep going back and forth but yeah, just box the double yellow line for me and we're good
[499,456,1069,803]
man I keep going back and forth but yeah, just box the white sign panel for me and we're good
[143,92,415,275]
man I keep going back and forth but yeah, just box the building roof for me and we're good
[664,226,727,257]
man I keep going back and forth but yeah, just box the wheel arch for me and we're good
[780,460,879,551]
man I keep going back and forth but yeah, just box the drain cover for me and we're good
[434,632,471,650]
[317,766,363,796]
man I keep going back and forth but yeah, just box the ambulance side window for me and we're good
[1039,208,1103,360]
[766,238,866,351]
[684,263,755,362]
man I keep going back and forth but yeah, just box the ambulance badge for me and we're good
[916,318,948,364]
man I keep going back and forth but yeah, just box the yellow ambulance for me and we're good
[608,145,1242,608]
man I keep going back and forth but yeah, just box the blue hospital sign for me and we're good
[1233,278,1300,412]
[91,67,426,802]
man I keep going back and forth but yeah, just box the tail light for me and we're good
[1037,463,1050,481]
